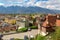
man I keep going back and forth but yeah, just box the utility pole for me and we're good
[37,18,42,34]
[38,22,41,34]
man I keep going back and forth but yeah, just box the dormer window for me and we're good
[57,15,60,19]
[57,16,59,18]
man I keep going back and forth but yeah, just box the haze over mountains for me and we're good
[0,6,60,14]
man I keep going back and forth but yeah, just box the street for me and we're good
[2,29,38,40]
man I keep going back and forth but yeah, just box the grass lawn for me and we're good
[48,26,60,40]
[14,38,23,40]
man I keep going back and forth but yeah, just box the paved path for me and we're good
[2,29,38,40]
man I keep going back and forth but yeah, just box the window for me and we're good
[57,15,60,19]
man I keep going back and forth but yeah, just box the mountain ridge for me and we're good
[0,6,60,14]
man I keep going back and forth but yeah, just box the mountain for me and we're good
[0,6,60,14]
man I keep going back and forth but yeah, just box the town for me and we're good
[0,14,60,40]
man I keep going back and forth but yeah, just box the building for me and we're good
[16,16,29,29]
[0,22,17,32]
[4,18,16,25]
[56,14,60,26]
[37,14,60,36]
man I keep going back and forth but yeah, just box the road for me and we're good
[2,29,38,40]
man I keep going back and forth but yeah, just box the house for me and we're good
[26,16,34,26]
[36,14,57,36]
[0,22,17,32]
[16,16,29,29]
[4,18,16,25]
[56,14,60,26]
[45,14,60,27]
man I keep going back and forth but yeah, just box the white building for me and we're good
[16,17,29,29]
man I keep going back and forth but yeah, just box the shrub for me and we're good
[35,34,46,40]
[30,38,34,40]
[17,27,28,32]
[14,38,23,40]
[30,26,38,29]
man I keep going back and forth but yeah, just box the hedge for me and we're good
[17,27,28,32]
[30,26,38,29]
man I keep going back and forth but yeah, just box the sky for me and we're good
[0,0,60,10]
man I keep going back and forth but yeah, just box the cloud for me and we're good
[0,3,4,5]
[34,0,60,10]
[0,0,60,10]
